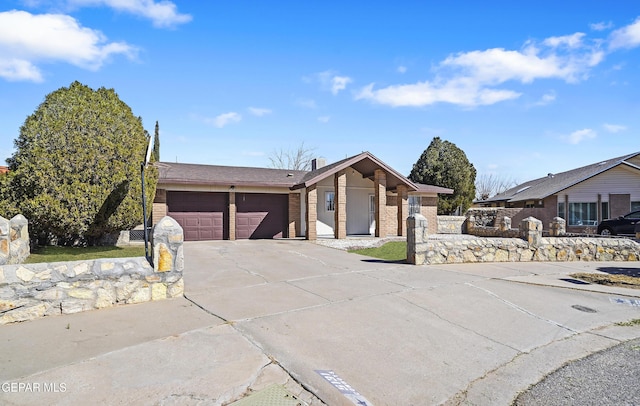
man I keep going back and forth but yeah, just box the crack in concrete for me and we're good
[396,294,522,353]
[464,282,579,333]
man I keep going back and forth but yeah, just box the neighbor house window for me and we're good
[568,202,597,226]
[632,201,640,211]
[558,202,565,220]
[408,196,421,215]
[325,191,335,212]
[601,202,609,221]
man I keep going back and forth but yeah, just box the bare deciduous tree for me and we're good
[475,173,518,201]
[268,142,317,171]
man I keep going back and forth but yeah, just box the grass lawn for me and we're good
[570,272,640,289]
[349,241,407,262]
[25,245,146,264]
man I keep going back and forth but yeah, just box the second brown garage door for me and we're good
[236,193,288,239]
[167,191,227,241]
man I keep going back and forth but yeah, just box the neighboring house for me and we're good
[475,152,640,233]
[0,166,8,175]
[153,151,453,241]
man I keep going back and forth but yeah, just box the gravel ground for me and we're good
[514,337,640,405]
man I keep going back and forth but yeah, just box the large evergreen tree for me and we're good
[409,137,476,215]
[7,81,157,245]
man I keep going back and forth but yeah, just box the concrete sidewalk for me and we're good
[1,240,639,405]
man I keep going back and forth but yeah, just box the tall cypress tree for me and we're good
[152,121,160,162]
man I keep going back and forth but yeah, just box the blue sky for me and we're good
[1,1,639,184]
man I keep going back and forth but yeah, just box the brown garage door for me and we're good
[167,191,227,241]
[236,193,288,239]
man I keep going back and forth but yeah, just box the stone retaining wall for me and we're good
[0,216,184,325]
[407,214,640,265]
[0,214,30,265]
[436,216,466,234]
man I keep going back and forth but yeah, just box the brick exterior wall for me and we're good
[306,186,317,240]
[334,170,347,239]
[420,196,438,235]
[610,193,631,218]
[288,193,301,238]
[152,189,167,226]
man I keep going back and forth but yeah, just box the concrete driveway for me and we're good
[183,240,640,405]
[1,239,639,405]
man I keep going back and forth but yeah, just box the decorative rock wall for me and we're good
[436,216,466,234]
[407,214,640,265]
[0,216,184,325]
[0,215,30,265]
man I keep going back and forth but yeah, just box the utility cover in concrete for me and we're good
[230,384,304,406]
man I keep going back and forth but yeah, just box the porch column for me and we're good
[374,169,387,237]
[152,189,167,226]
[305,185,317,240]
[397,185,408,236]
[288,193,301,238]
[334,170,347,239]
[228,191,236,240]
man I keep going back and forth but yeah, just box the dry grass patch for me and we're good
[570,272,640,289]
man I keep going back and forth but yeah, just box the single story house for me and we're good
[475,152,640,233]
[152,151,453,241]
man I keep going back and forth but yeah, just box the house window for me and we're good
[632,201,640,211]
[568,202,597,226]
[558,202,565,219]
[325,191,335,212]
[601,202,609,221]
[408,196,421,215]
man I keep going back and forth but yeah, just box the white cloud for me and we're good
[207,112,241,128]
[0,10,136,82]
[67,0,192,28]
[317,116,330,123]
[603,123,627,133]
[356,33,605,108]
[317,70,352,94]
[609,17,640,49]
[248,107,272,116]
[535,91,556,106]
[590,21,613,31]
[397,65,407,74]
[566,128,597,144]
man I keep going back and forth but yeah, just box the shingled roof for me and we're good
[483,152,640,204]
[157,151,453,194]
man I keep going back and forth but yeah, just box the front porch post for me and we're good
[334,170,347,239]
[305,185,317,240]
[229,191,236,240]
[397,185,408,236]
[374,169,387,237]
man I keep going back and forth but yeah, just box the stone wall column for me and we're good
[520,216,543,247]
[397,185,408,236]
[288,193,301,238]
[550,217,566,236]
[229,191,236,240]
[374,169,387,237]
[152,216,184,301]
[334,170,347,239]
[407,214,428,265]
[306,185,317,240]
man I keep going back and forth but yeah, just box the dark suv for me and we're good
[597,210,640,235]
